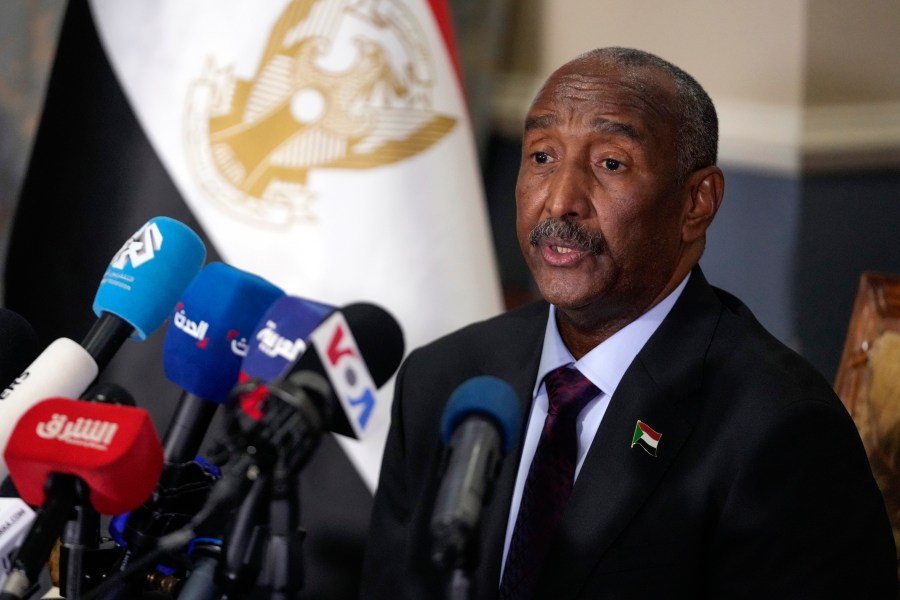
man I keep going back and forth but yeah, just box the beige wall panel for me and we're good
[806,0,900,105]
[538,0,807,106]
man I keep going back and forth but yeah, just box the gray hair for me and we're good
[575,47,718,183]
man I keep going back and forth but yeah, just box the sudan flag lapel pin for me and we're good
[631,420,661,457]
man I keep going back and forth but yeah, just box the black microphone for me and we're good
[0,309,39,392]
[222,301,405,475]
[55,383,138,600]
[430,376,522,574]
[218,303,403,598]
[207,301,405,522]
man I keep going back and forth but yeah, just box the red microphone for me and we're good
[0,399,163,599]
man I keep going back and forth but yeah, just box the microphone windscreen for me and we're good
[332,302,405,388]
[301,302,404,439]
[0,308,40,390]
[163,262,284,403]
[441,376,522,454]
[241,295,335,383]
[93,216,206,339]
[4,398,164,514]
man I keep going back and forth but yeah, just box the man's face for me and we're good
[516,59,689,326]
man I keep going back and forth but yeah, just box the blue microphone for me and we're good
[99,263,284,600]
[0,216,205,484]
[430,376,523,570]
[161,262,284,463]
[88,216,206,370]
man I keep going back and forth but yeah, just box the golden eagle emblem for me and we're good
[187,0,456,225]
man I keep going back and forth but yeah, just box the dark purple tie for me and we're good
[499,365,600,600]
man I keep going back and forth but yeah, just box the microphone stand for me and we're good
[0,474,85,600]
[59,381,137,599]
[58,491,101,600]
[208,473,271,600]
[98,460,218,600]
[253,452,305,600]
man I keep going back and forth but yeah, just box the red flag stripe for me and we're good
[427,0,463,86]
[639,421,662,442]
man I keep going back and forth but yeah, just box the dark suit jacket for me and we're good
[361,269,898,599]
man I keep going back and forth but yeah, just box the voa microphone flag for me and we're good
[5,0,502,491]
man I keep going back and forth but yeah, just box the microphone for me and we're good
[55,383,138,600]
[96,263,283,600]
[1,399,164,599]
[216,302,405,598]
[236,294,335,422]
[172,295,335,600]
[289,301,405,439]
[86,216,206,370]
[239,301,406,456]
[0,340,99,485]
[161,261,284,463]
[194,302,405,537]
[0,338,98,491]
[0,216,205,483]
[87,303,405,600]
[0,309,39,391]
[179,296,333,597]
[0,383,137,596]
[430,376,522,571]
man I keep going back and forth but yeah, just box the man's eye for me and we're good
[533,152,550,164]
[603,158,621,171]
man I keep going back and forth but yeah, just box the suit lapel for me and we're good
[539,268,724,598]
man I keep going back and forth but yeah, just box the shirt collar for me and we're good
[535,273,690,397]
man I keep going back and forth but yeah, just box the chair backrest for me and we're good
[834,271,900,577]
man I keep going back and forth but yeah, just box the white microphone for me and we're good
[0,340,98,482]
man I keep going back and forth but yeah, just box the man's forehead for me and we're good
[523,112,643,143]
[526,60,677,138]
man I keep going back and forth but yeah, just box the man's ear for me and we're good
[682,165,724,243]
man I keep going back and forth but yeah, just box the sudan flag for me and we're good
[631,420,662,457]
[4,0,502,596]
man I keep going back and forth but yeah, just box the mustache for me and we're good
[528,218,604,254]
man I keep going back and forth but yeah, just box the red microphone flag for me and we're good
[4,398,164,515]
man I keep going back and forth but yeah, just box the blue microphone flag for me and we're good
[163,262,284,403]
[242,295,335,383]
[93,216,206,339]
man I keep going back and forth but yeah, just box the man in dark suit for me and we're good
[360,47,898,599]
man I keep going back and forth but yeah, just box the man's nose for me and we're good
[544,159,593,220]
